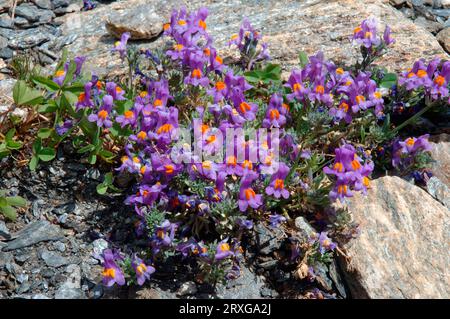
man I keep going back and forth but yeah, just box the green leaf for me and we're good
[380,72,397,88]
[62,60,77,87]
[6,140,22,150]
[38,103,58,113]
[37,147,56,162]
[104,172,113,185]
[88,153,97,165]
[0,197,7,207]
[32,76,60,91]
[32,138,42,153]
[299,51,309,68]
[96,183,108,195]
[77,144,95,154]
[37,128,53,139]
[6,196,27,207]
[13,80,44,106]
[29,155,39,171]
[63,83,85,94]
[5,128,15,142]
[0,205,17,220]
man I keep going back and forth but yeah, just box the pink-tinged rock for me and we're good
[337,176,449,299]
[429,134,450,187]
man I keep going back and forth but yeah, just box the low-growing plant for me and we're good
[4,8,448,291]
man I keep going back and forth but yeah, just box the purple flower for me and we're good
[316,232,337,254]
[53,69,66,86]
[76,82,94,110]
[101,249,125,287]
[352,18,381,49]
[392,134,432,168]
[265,162,290,199]
[87,95,114,128]
[262,94,287,128]
[269,214,286,228]
[132,256,155,286]
[112,32,130,60]
[238,171,263,212]
[55,120,73,136]
[106,82,126,100]
[215,238,234,261]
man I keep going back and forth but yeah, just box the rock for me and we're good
[53,202,76,215]
[53,3,80,15]
[8,29,50,50]
[216,266,265,299]
[436,27,450,53]
[176,281,197,296]
[429,136,450,186]
[390,0,407,6]
[12,3,55,24]
[338,176,449,299]
[0,220,10,240]
[61,264,81,289]
[105,4,167,40]
[40,249,69,268]
[443,0,450,8]
[0,46,13,59]
[328,259,347,298]
[0,251,13,268]
[255,223,283,255]
[294,216,316,243]
[92,238,108,256]
[4,220,64,251]
[427,176,450,209]
[432,8,450,17]
[92,284,103,299]
[53,241,66,252]
[32,0,53,10]
[54,286,85,299]
[55,0,449,79]
[414,16,444,33]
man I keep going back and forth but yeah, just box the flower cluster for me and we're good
[323,143,374,202]
[399,58,450,102]
[392,134,431,168]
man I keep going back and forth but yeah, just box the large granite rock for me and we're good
[429,134,450,186]
[337,176,449,299]
[53,0,449,78]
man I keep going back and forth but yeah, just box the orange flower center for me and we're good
[282,103,290,112]
[157,123,173,134]
[227,156,237,167]
[206,135,216,144]
[242,160,253,170]
[116,86,123,93]
[363,176,370,187]
[177,20,186,26]
[202,161,212,169]
[274,179,284,190]
[355,95,366,104]
[165,165,174,174]
[337,184,348,194]
[154,99,163,107]
[315,85,325,94]
[434,75,445,87]
[417,70,427,78]
[269,109,280,120]
[336,68,344,75]
[200,124,209,134]
[137,131,147,140]
[199,19,207,30]
[139,91,148,98]
[364,31,372,38]
[102,268,116,278]
[293,83,302,92]
[333,162,344,172]
[244,188,256,200]
[78,92,86,102]
[406,138,415,146]
[136,263,147,275]
[192,68,202,79]
[220,243,230,251]
[351,159,361,171]
[55,70,65,77]
[98,110,108,119]
[339,102,349,112]
[353,26,362,34]
[203,48,211,56]
[174,43,183,51]
[239,102,251,113]
[215,56,223,64]
[215,81,226,90]
[374,91,382,99]
[124,110,134,119]
[163,23,170,30]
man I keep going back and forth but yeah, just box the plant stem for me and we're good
[391,102,435,134]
